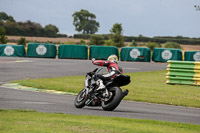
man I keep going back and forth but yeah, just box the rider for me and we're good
[92,54,122,81]
[92,55,128,96]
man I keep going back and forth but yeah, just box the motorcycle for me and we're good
[74,68,131,111]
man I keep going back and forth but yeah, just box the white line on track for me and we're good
[123,67,141,70]
[23,101,54,105]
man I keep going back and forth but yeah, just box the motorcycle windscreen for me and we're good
[113,75,131,87]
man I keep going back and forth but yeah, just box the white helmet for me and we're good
[107,55,118,62]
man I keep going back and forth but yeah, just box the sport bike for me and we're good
[74,68,131,111]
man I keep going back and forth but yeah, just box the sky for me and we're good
[0,0,200,37]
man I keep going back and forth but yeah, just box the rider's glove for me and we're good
[91,58,95,63]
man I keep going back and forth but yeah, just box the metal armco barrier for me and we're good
[166,60,200,85]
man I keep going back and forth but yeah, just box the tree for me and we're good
[17,37,26,46]
[194,5,200,11]
[109,23,124,47]
[0,12,66,37]
[4,20,19,35]
[131,40,137,47]
[44,24,59,33]
[17,20,43,36]
[146,42,161,51]
[90,34,104,45]
[72,9,99,34]
[105,39,114,46]
[110,23,123,35]
[164,42,182,49]
[0,12,15,22]
[44,24,59,37]
[0,27,7,44]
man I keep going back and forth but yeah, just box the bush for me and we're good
[17,37,26,46]
[164,42,182,49]
[109,34,124,47]
[104,39,114,46]
[146,42,161,51]
[74,34,91,39]
[0,27,7,44]
[89,34,104,45]
[131,40,137,46]
[64,41,77,44]
[79,39,86,44]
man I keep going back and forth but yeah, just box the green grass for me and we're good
[0,109,199,133]
[12,70,200,108]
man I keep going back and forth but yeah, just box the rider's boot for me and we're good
[96,79,110,98]
[96,79,105,91]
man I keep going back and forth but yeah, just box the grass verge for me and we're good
[0,109,199,133]
[12,70,200,108]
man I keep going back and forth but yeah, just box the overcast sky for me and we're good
[0,0,200,37]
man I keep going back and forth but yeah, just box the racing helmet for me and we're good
[107,55,118,62]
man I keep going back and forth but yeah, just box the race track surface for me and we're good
[0,57,200,124]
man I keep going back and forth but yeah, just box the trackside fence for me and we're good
[120,47,151,62]
[152,48,182,62]
[0,44,25,57]
[184,51,200,61]
[27,43,57,58]
[1,43,199,62]
[89,45,119,60]
[166,60,200,86]
[58,44,88,59]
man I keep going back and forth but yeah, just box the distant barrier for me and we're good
[27,43,56,58]
[166,60,200,86]
[89,45,119,60]
[58,44,88,59]
[184,51,200,61]
[0,44,25,57]
[152,48,182,62]
[2,43,199,63]
[120,47,150,62]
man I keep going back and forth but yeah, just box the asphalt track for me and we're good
[0,57,200,125]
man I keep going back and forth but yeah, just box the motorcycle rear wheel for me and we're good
[101,87,123,111]
[74,88,87,108]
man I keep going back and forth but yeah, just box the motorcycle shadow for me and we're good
[81,106,139,114]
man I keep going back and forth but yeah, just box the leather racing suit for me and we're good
[92,60,123,81]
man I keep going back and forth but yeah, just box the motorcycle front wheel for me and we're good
[74,88,87,108]
[101,87,123,111]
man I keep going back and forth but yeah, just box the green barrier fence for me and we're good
[58,44,88,59]
[27,43,56,58]
[89,45,119,60]
[152,48,182,62]
[166,60,200,86]
[120,47,150,62]
[0,44,25,57]
[184,51,200,61]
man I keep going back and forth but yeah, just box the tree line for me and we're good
[74,34,200,45]
[0,12,67,37]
